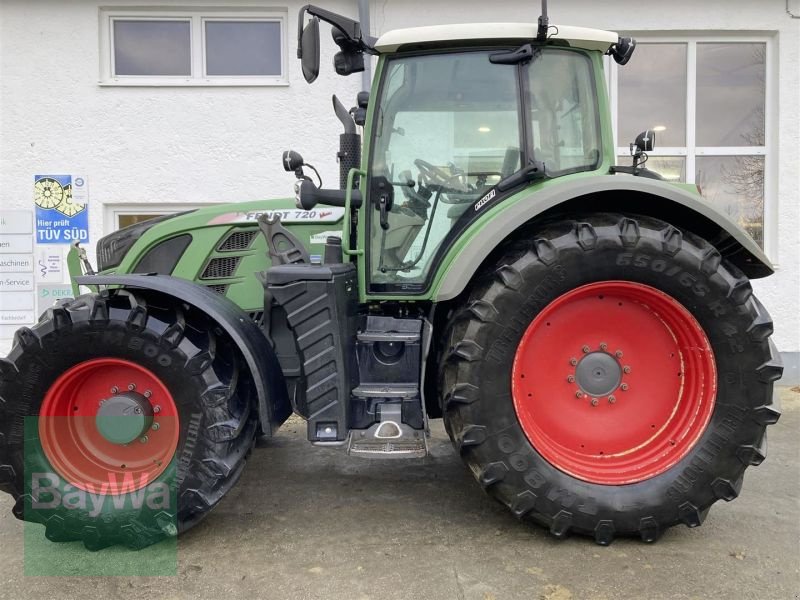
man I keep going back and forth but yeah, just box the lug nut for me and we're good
[567,375,575,383]
[569,357,578,366]
[600,342,608,351]
[110,386,119,394]
[139,435,149,443]
[134,407,142,414]
[621,383,629,391]
[144,390,152,399]
[623,366,631,374]
[582,345,591,353]
[590,398,599,406]
[127,383,136,391]
[152,423,160,431]
[99,399,106,406]
[608,395,616,404]
[153,405,161,414]
[615,350,624,358]
[575,391,583,398]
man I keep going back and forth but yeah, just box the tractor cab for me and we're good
[364,41,602,289]
[288,5,635,296]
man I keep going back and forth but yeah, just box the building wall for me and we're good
[1,0,798,378]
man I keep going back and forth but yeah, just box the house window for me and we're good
[610,38,772,253]
[104,204,216,235]
[100,8,287,85]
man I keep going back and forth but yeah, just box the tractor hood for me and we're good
[100,196,347,274]
[83,197,349,313]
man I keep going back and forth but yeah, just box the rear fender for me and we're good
[75,274,292,436]
[434,176,773,301]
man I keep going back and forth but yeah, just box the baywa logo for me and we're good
[31,472,171,517]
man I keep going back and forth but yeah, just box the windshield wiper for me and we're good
[489,44,541,65]
[496,161,547,192]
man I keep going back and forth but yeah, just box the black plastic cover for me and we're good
[266,263,359,441]
[133,234,192,274]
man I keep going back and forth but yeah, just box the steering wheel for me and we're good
[414,158,457,188]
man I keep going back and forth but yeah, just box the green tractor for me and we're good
[0,3,782,549]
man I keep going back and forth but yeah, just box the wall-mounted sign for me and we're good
[0,292,34,311]
[0,254,35,273]
[0,273,34,292]
[0,210,34,254]
[36,283,73,316]
[0,310,35,325]
[35,248,64,282]
[34,174,89,244]
[0,236,33,253]
[0,211,33,235]
[0,210,36,344]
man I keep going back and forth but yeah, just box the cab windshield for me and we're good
[368,48,600,291]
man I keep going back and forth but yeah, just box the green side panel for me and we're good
[430,174,772,301]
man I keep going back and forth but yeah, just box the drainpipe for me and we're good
[358,0,372,90]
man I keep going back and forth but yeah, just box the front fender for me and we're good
[433,176,773,301]
[75,274,292,436]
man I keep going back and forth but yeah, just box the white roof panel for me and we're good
[374,23,618,53]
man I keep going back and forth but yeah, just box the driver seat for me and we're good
[501,146,521,178]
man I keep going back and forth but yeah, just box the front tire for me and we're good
[440,213,782,544]
[0,289,258,549]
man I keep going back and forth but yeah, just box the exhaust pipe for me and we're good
[332,94,361,190]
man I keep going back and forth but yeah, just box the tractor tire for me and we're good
[440,213,782,544]
[0,289,258,550]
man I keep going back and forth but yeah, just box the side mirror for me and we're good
[611,37,636,66]
[299,17,320,83]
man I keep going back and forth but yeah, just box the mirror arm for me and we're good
[298,4,377,56]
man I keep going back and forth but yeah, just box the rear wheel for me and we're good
[440,213,782,544]
[0,290,258,549]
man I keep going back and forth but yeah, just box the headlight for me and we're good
[96,212,193,271]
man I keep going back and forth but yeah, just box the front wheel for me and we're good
[440,213,782,544]
[0,290,258,549]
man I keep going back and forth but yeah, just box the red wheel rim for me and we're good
[512,281,716,485]
[39,358,180,494]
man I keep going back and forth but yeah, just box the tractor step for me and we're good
[351,316,426,432]
[346,403,428,459]
[352,384,418,398]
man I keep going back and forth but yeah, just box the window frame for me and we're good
[99,7,289,87]
[103,203,218,235]
[607,34,777,261]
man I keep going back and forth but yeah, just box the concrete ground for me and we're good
[2,387,798,600]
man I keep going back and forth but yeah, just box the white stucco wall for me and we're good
[1,0,798,368]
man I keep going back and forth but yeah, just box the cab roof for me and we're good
[374,23,619,53]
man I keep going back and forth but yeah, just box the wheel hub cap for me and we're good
[95,392,154,445]
[575,352,621,397]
